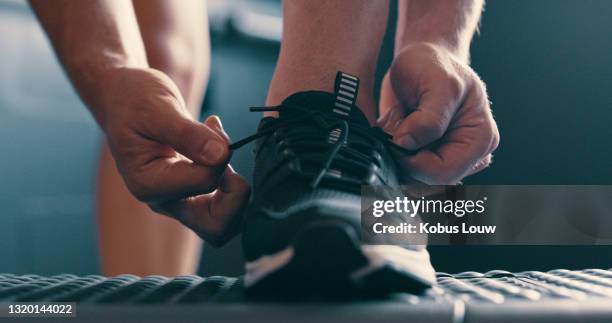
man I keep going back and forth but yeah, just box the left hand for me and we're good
[379,42,500,184]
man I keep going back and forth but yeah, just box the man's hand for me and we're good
[30,1,249,246]
[379,43,499,184]
[102,67,250,246]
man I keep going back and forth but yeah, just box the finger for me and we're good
[377,104,405,134]
[155,166,251,247]
[133,154,227,202]
[402,83,497,184]
[401,123,493,185]
[151,108,230,167]
[392,87,462,150]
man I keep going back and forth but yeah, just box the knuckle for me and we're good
[422,116,446,139]
[481,122,495,140]
[446,75,466,99]
[174,121,194,144]
[158,93,183,110]
[480,117,500,151]
[472,81,490,107]
[490,126,501,151]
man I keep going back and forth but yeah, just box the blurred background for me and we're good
[0,0,611,277]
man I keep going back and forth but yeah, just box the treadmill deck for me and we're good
[1,269,612,322]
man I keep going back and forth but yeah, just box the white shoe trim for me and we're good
[244,247,294,287]
[244,244,435,288]
[351,245,436,285]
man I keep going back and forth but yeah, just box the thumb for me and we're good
[204,115,231,142]
[153,111,230,167]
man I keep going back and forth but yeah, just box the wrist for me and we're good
[96,67,185,136]
[393,0,483,64]
[72,64,148,130]
[63,42,148,128]
[395,39,470,64]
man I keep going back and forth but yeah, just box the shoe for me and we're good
[230,72,436,298]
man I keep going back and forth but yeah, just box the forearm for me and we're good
[395,0,484,62]
[29,0,148,127]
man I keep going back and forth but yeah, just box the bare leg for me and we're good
[97,0,210,276]
[266,0,389,123]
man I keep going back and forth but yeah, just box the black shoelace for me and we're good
[228,105,416,189]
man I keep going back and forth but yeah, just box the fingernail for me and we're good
[387,108,403,130]
[396,135,417,150]
[202,140,227,164]
[207,115,230,141]
[210,115,223,130]
[392,117,403,130]
[377,111,390,125]
[379,112,394,130]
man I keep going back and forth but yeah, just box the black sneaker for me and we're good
[230,72,436,297]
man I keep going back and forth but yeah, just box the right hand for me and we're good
[378,43,499,185]
[99,67,250,247]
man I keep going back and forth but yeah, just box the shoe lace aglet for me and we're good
[249,105,284,112]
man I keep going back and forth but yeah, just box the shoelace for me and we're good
[228,105,417,189]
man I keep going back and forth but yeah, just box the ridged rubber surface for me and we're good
[1,269,612,304]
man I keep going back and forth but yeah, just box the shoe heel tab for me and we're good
[333,71,360,117]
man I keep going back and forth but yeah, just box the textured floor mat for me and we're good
[1,269,612,304]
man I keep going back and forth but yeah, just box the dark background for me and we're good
[0,0,610,276]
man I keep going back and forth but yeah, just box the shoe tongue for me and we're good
[279,91,370,126]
